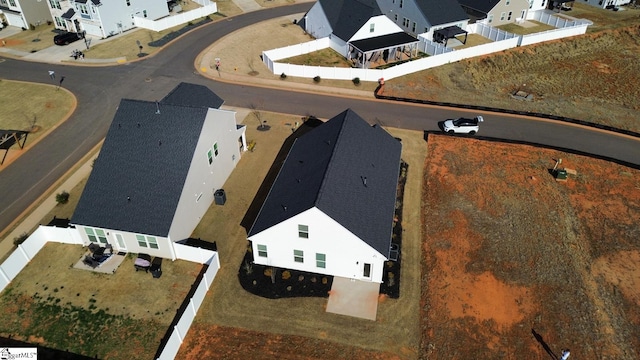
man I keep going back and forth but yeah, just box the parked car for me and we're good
[54,32,82,46]
[442,116,484,135]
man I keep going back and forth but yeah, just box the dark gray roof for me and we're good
[249,109,402,257]
[415,0,469,25]
[161,82,224,109]
[456,0,500,14]
[350,32,418,53]
[319,0,383,41]
[71,99,209,237]
[61,8,76,19]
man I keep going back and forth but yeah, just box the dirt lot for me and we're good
[421,135,640,359]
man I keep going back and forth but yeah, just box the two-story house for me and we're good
[458,0,531,25]
[0,0,52,29]
[47,0,169,38]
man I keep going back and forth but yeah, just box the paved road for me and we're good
[0,3,639,233]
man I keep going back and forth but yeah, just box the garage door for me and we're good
[81,22,103,38]
[2,12,25,28]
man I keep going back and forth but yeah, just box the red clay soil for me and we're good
[421,135,640,359]
[178,323,402,360]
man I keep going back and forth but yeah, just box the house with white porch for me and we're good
[47,0,169,38]
[0,0,52,29]
[71,83,247,260]
[458,0,531,26]
[247,109,402,283]
[302,0,420,67]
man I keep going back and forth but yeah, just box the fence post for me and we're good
[174,325,183,343]
[17,244,31,261]
[0,267,10,283]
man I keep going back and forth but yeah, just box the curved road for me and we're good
[0,3,639,233]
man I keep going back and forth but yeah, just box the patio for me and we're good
[72,244,126,274]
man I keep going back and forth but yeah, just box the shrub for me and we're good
[29,24,35,31]
[263,267,272,277]
[280,72,287,79]
[313,75,321,83]
[352,77,360,85]
[282,270,291,280]
[13,232,29,246]
[55,191,69,204]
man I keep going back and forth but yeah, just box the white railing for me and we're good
[262,11,590,82]
[156,252,220,360]
[134,3,218,32]
[0,224,220,360]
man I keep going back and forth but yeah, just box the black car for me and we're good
[53,32,82,46]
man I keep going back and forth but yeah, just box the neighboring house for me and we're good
[376,0,470,40]
[247,109,402,283]
[71,83,247,259]
[0,0,52,29]
[47,0,169,38]
[302,0,420,67]
[458,0,531,25]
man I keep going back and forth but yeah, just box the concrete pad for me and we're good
[326,277,380,321]
[73,251,126,274]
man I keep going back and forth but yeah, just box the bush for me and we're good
[29,24,36,31]
[280,72,287,79]
[282,270,291,280]
[55,191,69,204]
[313,75,321,83]
[13,232,28,246]
[352,77,360,85]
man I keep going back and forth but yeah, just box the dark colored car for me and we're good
[53,32,82,46]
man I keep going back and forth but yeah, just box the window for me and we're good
[137,235,159,249]
[399,0,403,8]
[54,16,64,27]
[49,0,61,10]
[298,224,309,238]
[369,23,375,33]
[257,244,268,257]
[316,253,326,268]
[394,14,398,22]
[529,0,533,9]
[196,192,203,202]
[85,228,107,244]
[143,10,148,18]
[508,11,512,20]
[506,0,510,5]
[402,18,409,27]
[213,142,219,157]
[77,3,90,18]
[488,14,494,23]
[126,0,131,6]
[294,249,304,263]
[8,0,15,6]
[412,22,416,33]
[500,12,506,21]
[207,149,213,165]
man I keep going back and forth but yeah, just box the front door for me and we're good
[363,263,372,279]
[115,233,126,252]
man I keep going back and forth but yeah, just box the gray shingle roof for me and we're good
[320,0,384,41]
[456,0,500,14]
[415,0,469,25]
[71,99,209,237]
[161,82,224,109]
[249,109,402,257]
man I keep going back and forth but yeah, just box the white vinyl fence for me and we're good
[262,10,591,82]
[0,225,220,360]
[134,3,218,32]
[157,250,220,360]
[0,225,82,292]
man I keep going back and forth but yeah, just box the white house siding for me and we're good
[15,0,52,27]
[527,0,547,12]
[95,0,169,37]
[168,109,245,242]
[75,225,175,259]
[349,14,405,41]
[249,208,386,283]
[581,0,630,8]
[486,0,530,26]
[304,1,332,39]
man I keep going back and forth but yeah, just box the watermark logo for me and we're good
[0,348,38,359]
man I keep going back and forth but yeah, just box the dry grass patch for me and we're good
[497,20,556,35]
[568,2,640,32]
[280,47,352,67]
[0,242,202,358]
[454,33,493,49]
[0,80,75,146]
[214,0,243,17]
[0,24,57,52]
